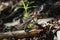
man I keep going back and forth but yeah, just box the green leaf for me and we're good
[22,0,26,8]
[29,1,35,5]
[13,7,23,12]
[28,6,38,9]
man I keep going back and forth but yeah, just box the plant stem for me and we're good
[25,9,29,18]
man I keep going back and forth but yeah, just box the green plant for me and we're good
[14,0,35,19]
[22,0,35,19]
[22,0,29,19]
[13,0,38,29]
